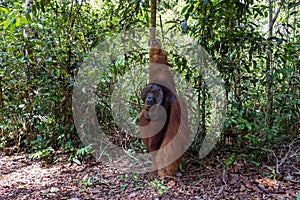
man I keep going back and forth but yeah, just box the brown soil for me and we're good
[0,141,299,199]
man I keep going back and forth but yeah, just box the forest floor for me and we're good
[0,140,299,200]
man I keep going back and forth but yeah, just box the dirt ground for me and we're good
[0,141,299,200]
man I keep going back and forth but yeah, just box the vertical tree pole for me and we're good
[150,0,157,48]
[148,0,175,91]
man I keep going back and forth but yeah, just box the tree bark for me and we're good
[150,0,156,48]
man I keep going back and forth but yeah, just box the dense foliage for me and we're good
[0,0,299,163]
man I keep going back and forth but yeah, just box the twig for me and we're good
[273,138,299,173]
[222,168,228,187]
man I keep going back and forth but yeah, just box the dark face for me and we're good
[141,84,163,109]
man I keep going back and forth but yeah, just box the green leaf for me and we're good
[250,160,260,167]
[237,124,245,130]
[224,153,236,166]
[120,184,128,191]
[15,17,21,27]
[3,19,10,29]
[225,120,231,128]
[119,175,125,180]
[0,7,9,15]
[9,22,15,31]
[21,16,28,24]
[26,13,31,21]
[35,125,45,132]
[181,5,189,15]
[246,123,252,131]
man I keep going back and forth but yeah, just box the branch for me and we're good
[268,3,282,35]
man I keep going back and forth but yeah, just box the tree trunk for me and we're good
[150,0,157,48]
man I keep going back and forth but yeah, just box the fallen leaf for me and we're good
[240,185,246,192]
[255,178,278,187]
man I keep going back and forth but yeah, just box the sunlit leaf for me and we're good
[0,7,9,15]
[3,19,10,29]
[15,17,21,27]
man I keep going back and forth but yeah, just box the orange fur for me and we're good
[139,41,190,177]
